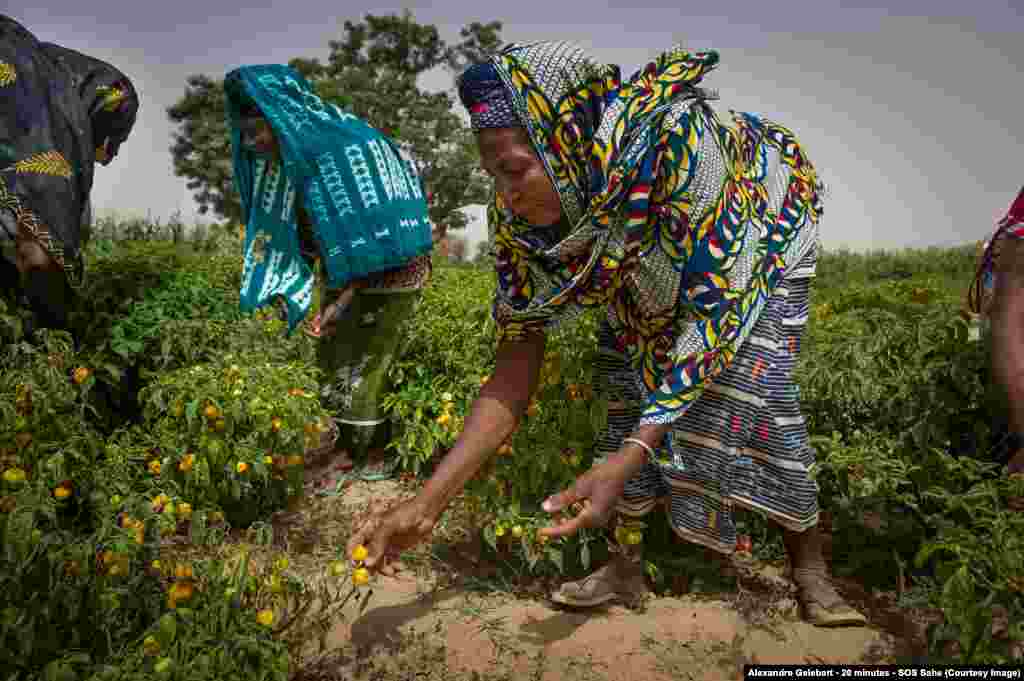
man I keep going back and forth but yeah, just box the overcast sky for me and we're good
[8,0,1022,251]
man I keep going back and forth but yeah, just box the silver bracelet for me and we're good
[622,437,655,461]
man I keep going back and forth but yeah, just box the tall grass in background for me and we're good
[816,245,980,297]
[86,211,238,261]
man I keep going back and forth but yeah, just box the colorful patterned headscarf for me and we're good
[459,41,724,329]
[458,42,822,426]
[0,15,139,287]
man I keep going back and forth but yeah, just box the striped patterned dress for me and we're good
[594,248,819,553]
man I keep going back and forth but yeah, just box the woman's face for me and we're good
[477,127,562,227]
[239,117,280,159]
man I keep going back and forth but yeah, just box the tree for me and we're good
[167,13,503,231]
[447,21,506,73]
[167,75,236,220]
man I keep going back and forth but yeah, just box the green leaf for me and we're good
[42,661,76,681]
[102,363,124,381]
[483,525,497,552]
[190,511,208,545]
[65,653,91,666]
[546,546,564,574]
[914,541,961,570]
[156,612,177,646]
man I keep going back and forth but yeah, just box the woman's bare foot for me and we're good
[304,448,354,495]
[358,448,397,481]
[783,526,866,627]
[791,567,867,627]
[551,552,647,608]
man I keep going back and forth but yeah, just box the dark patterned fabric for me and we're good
[457,61,520,130]
[0,14,138,288]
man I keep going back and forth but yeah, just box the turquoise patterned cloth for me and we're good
[225,64,433,332]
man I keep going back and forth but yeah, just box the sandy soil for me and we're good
[282,475,904,681]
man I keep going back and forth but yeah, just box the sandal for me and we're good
[792,567,867,627]
[550,558,647,608]
[305,464,353,496]
[357,457,398,482]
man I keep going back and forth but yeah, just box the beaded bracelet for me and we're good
[622,437,655,462]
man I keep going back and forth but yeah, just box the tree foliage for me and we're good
[167,12,503,232]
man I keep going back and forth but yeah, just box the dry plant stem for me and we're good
[275,583,364,637]
[273,592,319,637]
[323,585,372,623]
[358,588,373,615]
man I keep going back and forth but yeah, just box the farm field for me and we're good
[1,223,1021,680]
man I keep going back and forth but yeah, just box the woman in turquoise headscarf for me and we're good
[224,64,433,481]
[350,41,866,627]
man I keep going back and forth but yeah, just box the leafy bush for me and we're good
[0,328,161,675]
[800,266,1023,661]
[137,356,329,527]
[0,251,375,680]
